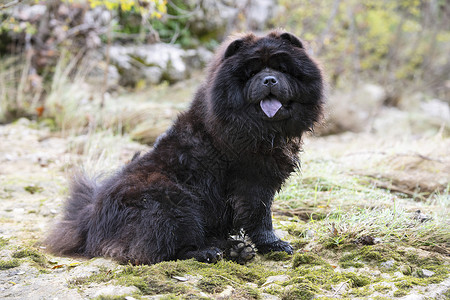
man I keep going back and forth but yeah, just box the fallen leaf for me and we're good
[330,223,338,236]
[52,264,64,269]
[68,262,80,267]
[36,106,45,117]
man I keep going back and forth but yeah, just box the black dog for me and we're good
[46,30,324,265]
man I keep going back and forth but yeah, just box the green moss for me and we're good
[242,286,260,300]
[342,272,372,287]
[264,251,291,261]
[116,264,188,295]
[291,266,345,289]
[159,294,183,300]
[292,252,327,268]
[12,248,48,267]
[70,263,186,295]
[290,238,309,249]
[197,275,228,294]
[395,280,413,289]
[70,259,271,297]
[339,245,405,269]
[0,237,9,248]
[92,296,127,300]
[262,283,284,295]
[65,242,449,299]
[392,265,449,287]
[281,283,319,300]
[373,284,392,293]
[340,260,364,268]
[361,248,383,261]
[399,264,412,275]
[204,260,271,284]
[0,259,20,270]
[24,185,43,194]
[393,289,408,297]
[346,285,373,297]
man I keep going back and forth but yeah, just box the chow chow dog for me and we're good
[46,30,324,265]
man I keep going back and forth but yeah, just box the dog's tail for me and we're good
[45,173,96,256]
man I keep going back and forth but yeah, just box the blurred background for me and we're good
[0,3,449,298]
[0,0,449,142]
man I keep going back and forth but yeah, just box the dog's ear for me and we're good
[280,32,303,49]
[224,39,244,59]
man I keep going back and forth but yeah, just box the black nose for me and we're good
[263,76,278,86]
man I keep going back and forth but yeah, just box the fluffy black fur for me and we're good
[46,30,324,264]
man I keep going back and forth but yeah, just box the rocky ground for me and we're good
[0,116,449,300]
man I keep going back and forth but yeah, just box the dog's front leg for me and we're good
[229,185,293,255]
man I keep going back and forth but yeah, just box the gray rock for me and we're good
[261,292,281,300]
[399,294,423,300]
[305,229,315,239]
[12,4,47,21]
[188,0,277,36]
[418,269,435,278]
[245,0,278,30]
[263,275,290,286]
[331,282,349,295]
[93,285,140,297]
[217,285,234,299]
[109,43,211,86]
[381,259,395,269]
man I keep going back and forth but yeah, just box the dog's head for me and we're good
[205,30,324,145]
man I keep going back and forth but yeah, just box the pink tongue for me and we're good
[260,99,282,118]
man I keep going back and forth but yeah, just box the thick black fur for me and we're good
[46,30,324,265]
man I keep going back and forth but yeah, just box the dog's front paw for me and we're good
[257,240,293,255]
[201,247,224,263]
[183,247,223,263]
[226,240,256,264]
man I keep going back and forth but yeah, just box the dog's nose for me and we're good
[263,76,278,86]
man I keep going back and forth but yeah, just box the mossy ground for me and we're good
[55,241,448,299]
[0,91,449,298]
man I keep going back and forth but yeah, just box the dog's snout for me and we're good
[263,76,278,86]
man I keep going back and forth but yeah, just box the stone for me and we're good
[305,229,315,239]
[261,292,281,300]
[93,285,140,297]
[263,275,290,286]
[400,294,423,300]
[331,282,349,294]
[109,43,212,86]
[418,269,435,278]
[381,259,395,269]
[245,0,278,30]
[217,285,234,299]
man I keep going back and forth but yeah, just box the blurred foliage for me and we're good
[275,0,450,99]
[1,0,449,124]
[115,0,196,46]
[87,0,167,18]
[152,0,194,46]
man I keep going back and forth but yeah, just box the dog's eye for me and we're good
[245,69,258,78]
[279,65,288,73]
